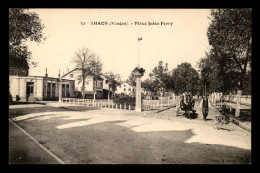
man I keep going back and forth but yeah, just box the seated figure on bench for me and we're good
[184,94,196,119]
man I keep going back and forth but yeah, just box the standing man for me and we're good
[180,95,186,111]
[190,95,195,111]
[200,95,211,121]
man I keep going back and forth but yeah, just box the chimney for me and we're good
[45,68,48,78]
[58,69,61,80]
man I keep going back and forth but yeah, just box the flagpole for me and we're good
[135,37,142,112]
[138,37,142,68]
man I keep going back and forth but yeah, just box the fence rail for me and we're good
[61,97,177,111]
[209,94,251,107]
[209,92,251,117]
[62,98,95,106]
[61,98,134,110]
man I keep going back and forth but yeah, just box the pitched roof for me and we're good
[62,68,81,78]
[62,68,103,80]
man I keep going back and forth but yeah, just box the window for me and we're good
[66,85,70,97]
[124,84,126,87]
[62,84,65,97]
[128,88,131,91]
[133,89,135,91]
[47,83,51,98]
[52,83,56,98]
[124,88,126,91]
[70,74,73,78]
[97,81,102,88]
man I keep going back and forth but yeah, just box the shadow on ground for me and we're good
[10,117,251,164]
[9,106,100,119]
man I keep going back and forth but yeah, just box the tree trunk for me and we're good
[82,81,85,99]
[82,74,86,99]
[108,88,110,101]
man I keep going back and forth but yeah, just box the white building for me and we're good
[62,68,104,99]
[115,82,135,96]
[9,70,75,102]
[115,81,149,98]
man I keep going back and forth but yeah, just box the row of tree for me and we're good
[138,61,200,97]
[198,9,252,95]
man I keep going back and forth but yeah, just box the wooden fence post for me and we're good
[176,95,179,116]
[224,96,227,108]
[229,93,232,112]
[160,93,163,108]
[235,90,242,117]
[220,94,222,107]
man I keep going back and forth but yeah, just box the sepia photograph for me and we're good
[9,8,252,164]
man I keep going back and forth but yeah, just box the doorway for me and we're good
[26,82,34,101]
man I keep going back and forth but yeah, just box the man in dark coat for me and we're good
[200,95,211,121]
[180,95,186,111]
[190,95,195,111]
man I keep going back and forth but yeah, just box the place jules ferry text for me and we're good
[86,21,173,26]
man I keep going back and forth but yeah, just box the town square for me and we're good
[9,8,252,164]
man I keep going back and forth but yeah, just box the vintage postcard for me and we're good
[9,8,251,164]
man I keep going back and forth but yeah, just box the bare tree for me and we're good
[72,47,103,99]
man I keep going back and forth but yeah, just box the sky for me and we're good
[26,8,212,81]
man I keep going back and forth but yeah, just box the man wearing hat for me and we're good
[200,94,211,121]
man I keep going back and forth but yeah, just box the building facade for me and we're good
[62,68,104,99]
[9,56,75,102]
[9,75,75,102]
[115,81,149,98]
[115,82,136,96]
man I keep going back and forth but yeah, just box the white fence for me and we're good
[62,98,94,106]
[209,92,251,117]
[142,97,176,110]
[62,97,177,111]
[142,100,159,110]
[223,95,251,106]
[209,93,251,107]
[61,98,133,110]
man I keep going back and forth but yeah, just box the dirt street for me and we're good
[9,103,251,164]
